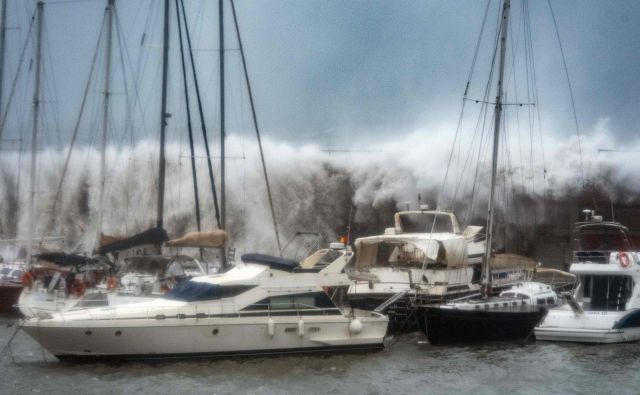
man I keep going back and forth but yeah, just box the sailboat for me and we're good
[419,0,550,345]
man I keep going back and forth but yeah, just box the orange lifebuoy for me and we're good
[21,271,34,287]
[106,276,119,291]
[618,252,632,269]
[71,279,86,297]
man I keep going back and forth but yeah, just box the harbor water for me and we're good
[2,317,639,394]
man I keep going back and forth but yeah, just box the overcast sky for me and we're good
[2,0,639,150]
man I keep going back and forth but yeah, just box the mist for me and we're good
[1,117,638,265]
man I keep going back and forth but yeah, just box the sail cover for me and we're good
[165,230,226,248]
[97,228,169,255]
[35,252,97,267]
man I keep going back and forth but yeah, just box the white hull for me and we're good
[535,326,640,344]
[22,311,387,360]
[18,288,84,317]
[535,307,640,344]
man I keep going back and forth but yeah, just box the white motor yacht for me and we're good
[347,207,533,326]
[535,214,640,344]
[21,246,388,361]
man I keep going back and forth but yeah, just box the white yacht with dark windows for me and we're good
[21,245,388,361]
[535,211,640,343]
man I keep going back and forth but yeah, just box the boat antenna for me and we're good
[483,0,510,298]
[156,0,170,230]
[27,1,44,268]
[230,0,283,255]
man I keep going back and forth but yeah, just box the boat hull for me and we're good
[0,283,23,315]
[424,306,547,345]
[535,308,640,344]
[22,314,388,361]
[534,326,640,344]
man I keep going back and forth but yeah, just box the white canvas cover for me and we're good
[354,234,468,269]
[165,230,226,248]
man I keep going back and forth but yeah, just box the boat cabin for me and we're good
[571,258,637,312]
[394,210,462,235]
[573,219,634,264]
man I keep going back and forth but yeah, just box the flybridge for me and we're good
[393,210,462,235]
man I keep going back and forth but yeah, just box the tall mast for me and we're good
[219,0,227,270]
[96,0,114,247]
[0,0,7,116]
[229,0,282,255]
[156,0,170,229]
[27,1,44,266]
[483,0,510,297]
[219,0,225,230]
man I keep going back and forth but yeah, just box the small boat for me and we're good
[535,212,640,344]
[346,207,532,329]
[424,281,555,345]
[21,246,388,361]
[418,0,555,344]
[17,252,114,317]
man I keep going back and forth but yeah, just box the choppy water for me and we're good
[1,317,639,395]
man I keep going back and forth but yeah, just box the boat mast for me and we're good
[219,0,227,270]
[156,0,170,230]
[26,1,44,266]
[0,0,7,116]
[97,0,114,247]
[483,0,510,297]
[219,0,226,231]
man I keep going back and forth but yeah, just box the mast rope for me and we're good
[175,0,202,232]
[546,0,587,193]
[180,0,222,229]
[41,8,106,241]
[230,0,282,255]
[436,0,491,213]
[0,10,35,147]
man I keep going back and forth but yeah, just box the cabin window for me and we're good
[242,292,340,314]
[536,298,546,305]
[581,275,634,311]
[399,213,454,233]
[516,294,530,299]
[546,296,556,304]
[577,229,629,252]
[164,281,255,302]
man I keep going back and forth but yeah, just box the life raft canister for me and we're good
[617,252,632,269]
[106,276,119,291]
[71,279,86,297]
[21,271,34,287]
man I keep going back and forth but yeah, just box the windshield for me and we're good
[398,213,454,233]
[165,281,254,302]
[577,228,630,251]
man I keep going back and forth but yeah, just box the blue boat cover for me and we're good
[241,253,299,272]
[165,281,222,302]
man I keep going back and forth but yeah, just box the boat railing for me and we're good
[43,301,343,322]
[573,250,610,264]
